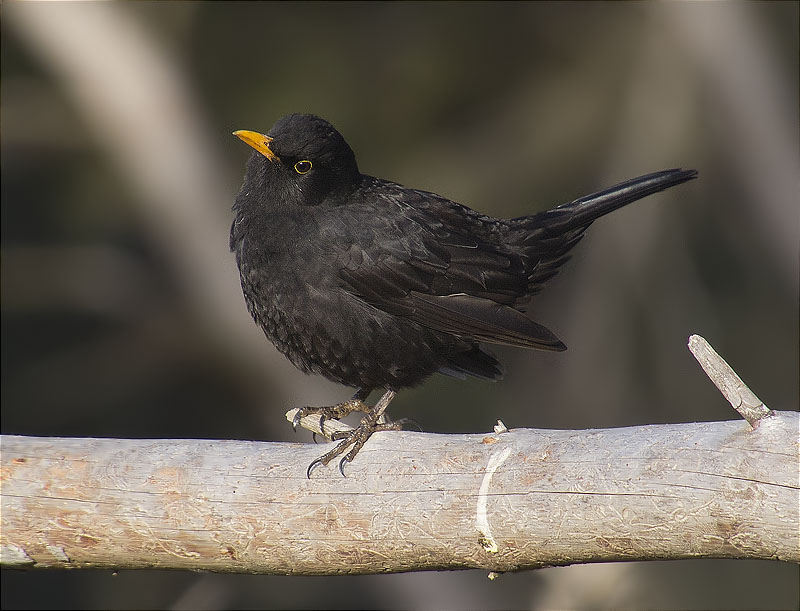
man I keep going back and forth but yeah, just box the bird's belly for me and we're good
[246,279,448,390]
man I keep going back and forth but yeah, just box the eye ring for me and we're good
[294,160,312,174]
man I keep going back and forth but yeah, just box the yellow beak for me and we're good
[233,130,279,162]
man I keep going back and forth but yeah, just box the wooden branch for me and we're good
[688,334,774,427]
[0,414,795,573]
[1,336,797,574]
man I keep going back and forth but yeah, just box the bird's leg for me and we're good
[307,390,399,478]
[292,388,372,440]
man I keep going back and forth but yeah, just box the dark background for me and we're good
[2,2,798,609]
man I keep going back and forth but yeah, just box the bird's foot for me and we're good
[306,390,397,478]
[291,388,371,439]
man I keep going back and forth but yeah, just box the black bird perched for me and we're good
[231,113,696,476]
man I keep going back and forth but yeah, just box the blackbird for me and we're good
[231,113,696,476]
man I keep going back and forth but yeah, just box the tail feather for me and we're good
[524,168,698,235]
[440,344,504,381]
[511,168,697,300]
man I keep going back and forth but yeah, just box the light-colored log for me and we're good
[2,410,797,574]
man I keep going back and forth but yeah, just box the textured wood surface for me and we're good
[2,411,797,574]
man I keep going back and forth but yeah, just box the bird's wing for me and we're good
[334,189,566,351]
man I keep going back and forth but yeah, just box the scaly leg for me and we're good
[306,390,398,478]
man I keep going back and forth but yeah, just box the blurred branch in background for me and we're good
[4,1,340,418]
[665,4,799,295]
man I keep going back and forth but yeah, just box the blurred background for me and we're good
[2,2,797,609]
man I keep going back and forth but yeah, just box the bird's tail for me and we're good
[508,168,697,299]
[518,168,698,236]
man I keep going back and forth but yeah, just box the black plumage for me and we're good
[230,113,696,475]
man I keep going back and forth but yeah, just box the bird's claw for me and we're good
[305,420,403,478]
[338,456,349,477]
[306,457,325,479]
[291,407,341,440]
[394,417,423,432]
[305,449,352,479]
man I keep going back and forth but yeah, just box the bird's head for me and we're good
[234,114,360,210]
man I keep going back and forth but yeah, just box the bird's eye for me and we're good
[294,160,312,174]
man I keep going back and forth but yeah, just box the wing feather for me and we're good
[408,292,565,350]
[336,236,565,350]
